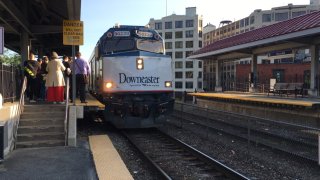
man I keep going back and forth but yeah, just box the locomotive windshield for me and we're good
[99,26,164,55]
[137,39,163,54]
[102,39,135,53]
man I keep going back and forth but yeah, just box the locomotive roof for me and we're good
[101,25,157,38]
[97,25,159,44]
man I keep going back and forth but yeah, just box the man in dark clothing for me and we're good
[62,55,72,102]
[38,56,49,100]
[24,51,40,102]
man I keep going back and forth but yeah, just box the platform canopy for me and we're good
[0,0,81,56]
[189,11,320,61]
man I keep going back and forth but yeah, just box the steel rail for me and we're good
[171,112,318,163]
[121,130,172,180]
[122,129,249,180]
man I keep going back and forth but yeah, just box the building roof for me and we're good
[192,10,320,59]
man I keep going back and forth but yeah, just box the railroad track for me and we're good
[122,128,249,180]
[171,108,319,163]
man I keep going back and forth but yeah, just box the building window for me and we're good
[198,82,202,89]
[175,41,183,48]
[281,57,293,64]
[186,61,193,68]
[198,72,202,78]
[240,19,245,27]
[186,30,193,38]
[165,42,172,49]
[166,52,172,57]
[236,21,240,29]
[185,41,193,48]
[199,30,202,38]
[261,59,270,64]
[155,22,162,30]
[273,69,285,82]
[175,72,183,79]
[245,17,249,26]
[199,41,202,48]
[165,32,172,39]
[250,16,254,25]
[275,12,288,21]
[175,61,183,68]
[186,51,193,57]
[165,21,172,29]
[185,71,193,78]
[175,51,183,59]
[175,21,183,28]
[292,11,306,18]
[198,61,202,68]
[186,20,194,27]
[199,20,203,27]
[175,81,183,89]
[175,31,183,38]
[304,70,310,88]
[262,14,271,22]
[185,82,193,89]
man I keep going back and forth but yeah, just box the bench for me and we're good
[268,82,304,97]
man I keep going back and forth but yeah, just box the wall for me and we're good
[236,63,311,84]
[0,102,20,156]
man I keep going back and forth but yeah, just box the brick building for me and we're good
[236,63,311,92]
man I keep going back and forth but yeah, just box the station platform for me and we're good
[0,135,133,180]
[187,92,320,128]
[0,140,98,179]
[71,93,105,110]
[190,92,320,109]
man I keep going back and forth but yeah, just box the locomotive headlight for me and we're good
[165,81,172,87]
[106,82,113,88]
[136,58,144,70]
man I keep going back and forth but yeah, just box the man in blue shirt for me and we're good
[74,51,90,103]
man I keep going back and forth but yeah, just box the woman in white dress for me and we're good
[46,52,66,104]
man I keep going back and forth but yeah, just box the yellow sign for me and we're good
[63,20,83,45]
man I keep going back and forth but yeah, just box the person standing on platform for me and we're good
[35,58,43,100]
[62,55,72,102]
[73,51,90,103]
[24,51,40,103]
[39,56,49,101]
[46,52,66,104]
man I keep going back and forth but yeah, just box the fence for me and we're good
[219,73,315,94]
[0,63,20,103]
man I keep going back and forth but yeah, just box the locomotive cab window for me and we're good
[102,39,135,53]
[137,39,164,54]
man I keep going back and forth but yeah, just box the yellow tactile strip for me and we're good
[89,135,134,180]
[73,94,104,108]
[190,93,320,107]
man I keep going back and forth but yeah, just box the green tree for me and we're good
[0,48,21,66]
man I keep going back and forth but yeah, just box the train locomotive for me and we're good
[89,25,174,128]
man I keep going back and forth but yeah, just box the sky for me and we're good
[80,0,310,60]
